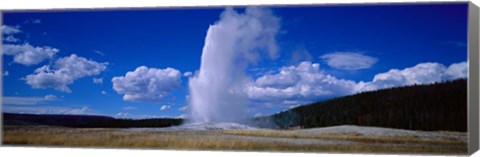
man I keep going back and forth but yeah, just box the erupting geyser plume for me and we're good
[188,7,280,124]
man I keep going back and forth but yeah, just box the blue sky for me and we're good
[2,3,468,119]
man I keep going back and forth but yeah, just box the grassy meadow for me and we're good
[2,125,467,154]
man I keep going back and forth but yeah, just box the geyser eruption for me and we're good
[188,7,280,124]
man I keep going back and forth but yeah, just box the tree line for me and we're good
[3,113,183,128]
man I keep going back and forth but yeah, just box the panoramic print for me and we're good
[2,3,469,154]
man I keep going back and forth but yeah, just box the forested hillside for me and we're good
[263,79,467,131]
[3,113,183,128]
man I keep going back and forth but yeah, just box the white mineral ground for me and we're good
[123,124,467,147]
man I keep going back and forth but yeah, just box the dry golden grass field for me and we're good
[2,125,467,155]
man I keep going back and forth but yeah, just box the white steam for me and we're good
[188,7,280,123]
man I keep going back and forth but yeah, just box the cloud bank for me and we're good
[247,61,468,109]
[355,61,468,92]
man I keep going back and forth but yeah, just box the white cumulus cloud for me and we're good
[25,54,108,93]
[247,61,357,103]
[160,105,171,110]
[112,66,181,103]
[321,52,377,70]
[44,94,59,101]
[444,62,468,80]
[3,43,59,66]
